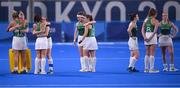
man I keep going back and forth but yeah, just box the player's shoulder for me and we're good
[152,18,159,25]
[75,22,79,26]
[143,18,148,23]
[23,19,28,23]
[9,20,16,26]
[129,21,136,27]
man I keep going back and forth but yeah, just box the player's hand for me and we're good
[73,40,76,46]
[131,37,136,40]
[84,23,89,27]
[15,24,21,28]
[144,37,148,42]
[170,34,175,38]
[14,29,20,32]
[158,34,162,37]
[146,38,151,42]
[78,40,82,44]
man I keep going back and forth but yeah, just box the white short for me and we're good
[77,36,86,47]
[12,36,27,50]
[35,37,48,50]
[159,35,173,46]
[48,37,52,49]
[128,37,139,50]
[83,37,98,50]
[144,32,157,45]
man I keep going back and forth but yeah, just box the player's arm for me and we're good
[20,20,29,33]
[7,22,13,32]
[127,22,134,37]
[32,24,40,35]
[84,21,96,26]
[8,22,20,32]
[73,28,78,43]
[44,24,50,36]
[79,25,89,44]
[141,19,148,41]
[171,22,178,38]
[73,23,78,43]
[148,19,159,41]
[40,23,46,33]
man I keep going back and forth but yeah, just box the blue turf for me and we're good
[0,42,180,87]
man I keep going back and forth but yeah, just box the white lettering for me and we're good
[27,2,47,22]
[55,1,75,22]
[164,1,180,20]
[106,1,126,22]
[81,1,102,19]
[1,2,21,21]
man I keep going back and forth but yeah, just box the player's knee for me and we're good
[135,53,139,59]
[47,54,52,59]
[169,51,174,55]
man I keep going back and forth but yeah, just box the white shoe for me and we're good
[144,69,149,73]
[47,69,54,74]
[40,71,46,74]
[169,67,179,72]
[91,69,96,72]
[163,67,168,72]
[89,67,96,72]
[80,69,87,72]
[149,69,159,73]
[34,71,39,74]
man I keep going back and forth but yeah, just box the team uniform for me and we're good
[127,23,139,72]
[76,22,87,71]
[76,22,86,47]
[159,21,178,72]
[12,20,27,50]
[83,24,98,50]
[159,21,173,46]
[11,19,28,73]
[128,26,139,50]
[144,17,159,73]
[35,22,48,50]
[144,17,157,45]
[47,34,52,49]
[34,22,48,74]
[83,24,98,72]
[46,23,54,74]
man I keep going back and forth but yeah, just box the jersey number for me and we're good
[146,27,151,32]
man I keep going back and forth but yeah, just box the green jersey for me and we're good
[76,22,85,36]
[87,25,95,37]
[36,22,41,32]
[160,21,171,35]
[13,20,27,37]
[145,17,155,32]
[131,26,138,37]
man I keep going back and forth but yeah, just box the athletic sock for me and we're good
[129,57,137,68]
[80,57,84,70]
[128,57,133,67]
[48,58,54,71]
[150,55,155,70]
[170,64,174,68]
[14,67,18,71]
[144,55,149,69]
[84,56,89,71]
[163,64,168,68]
[92,57,96,71]
[131,56,137,68]
[35,57,40,73]
[41,58,46,73]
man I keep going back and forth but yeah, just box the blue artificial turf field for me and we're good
[0,42,180,88]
